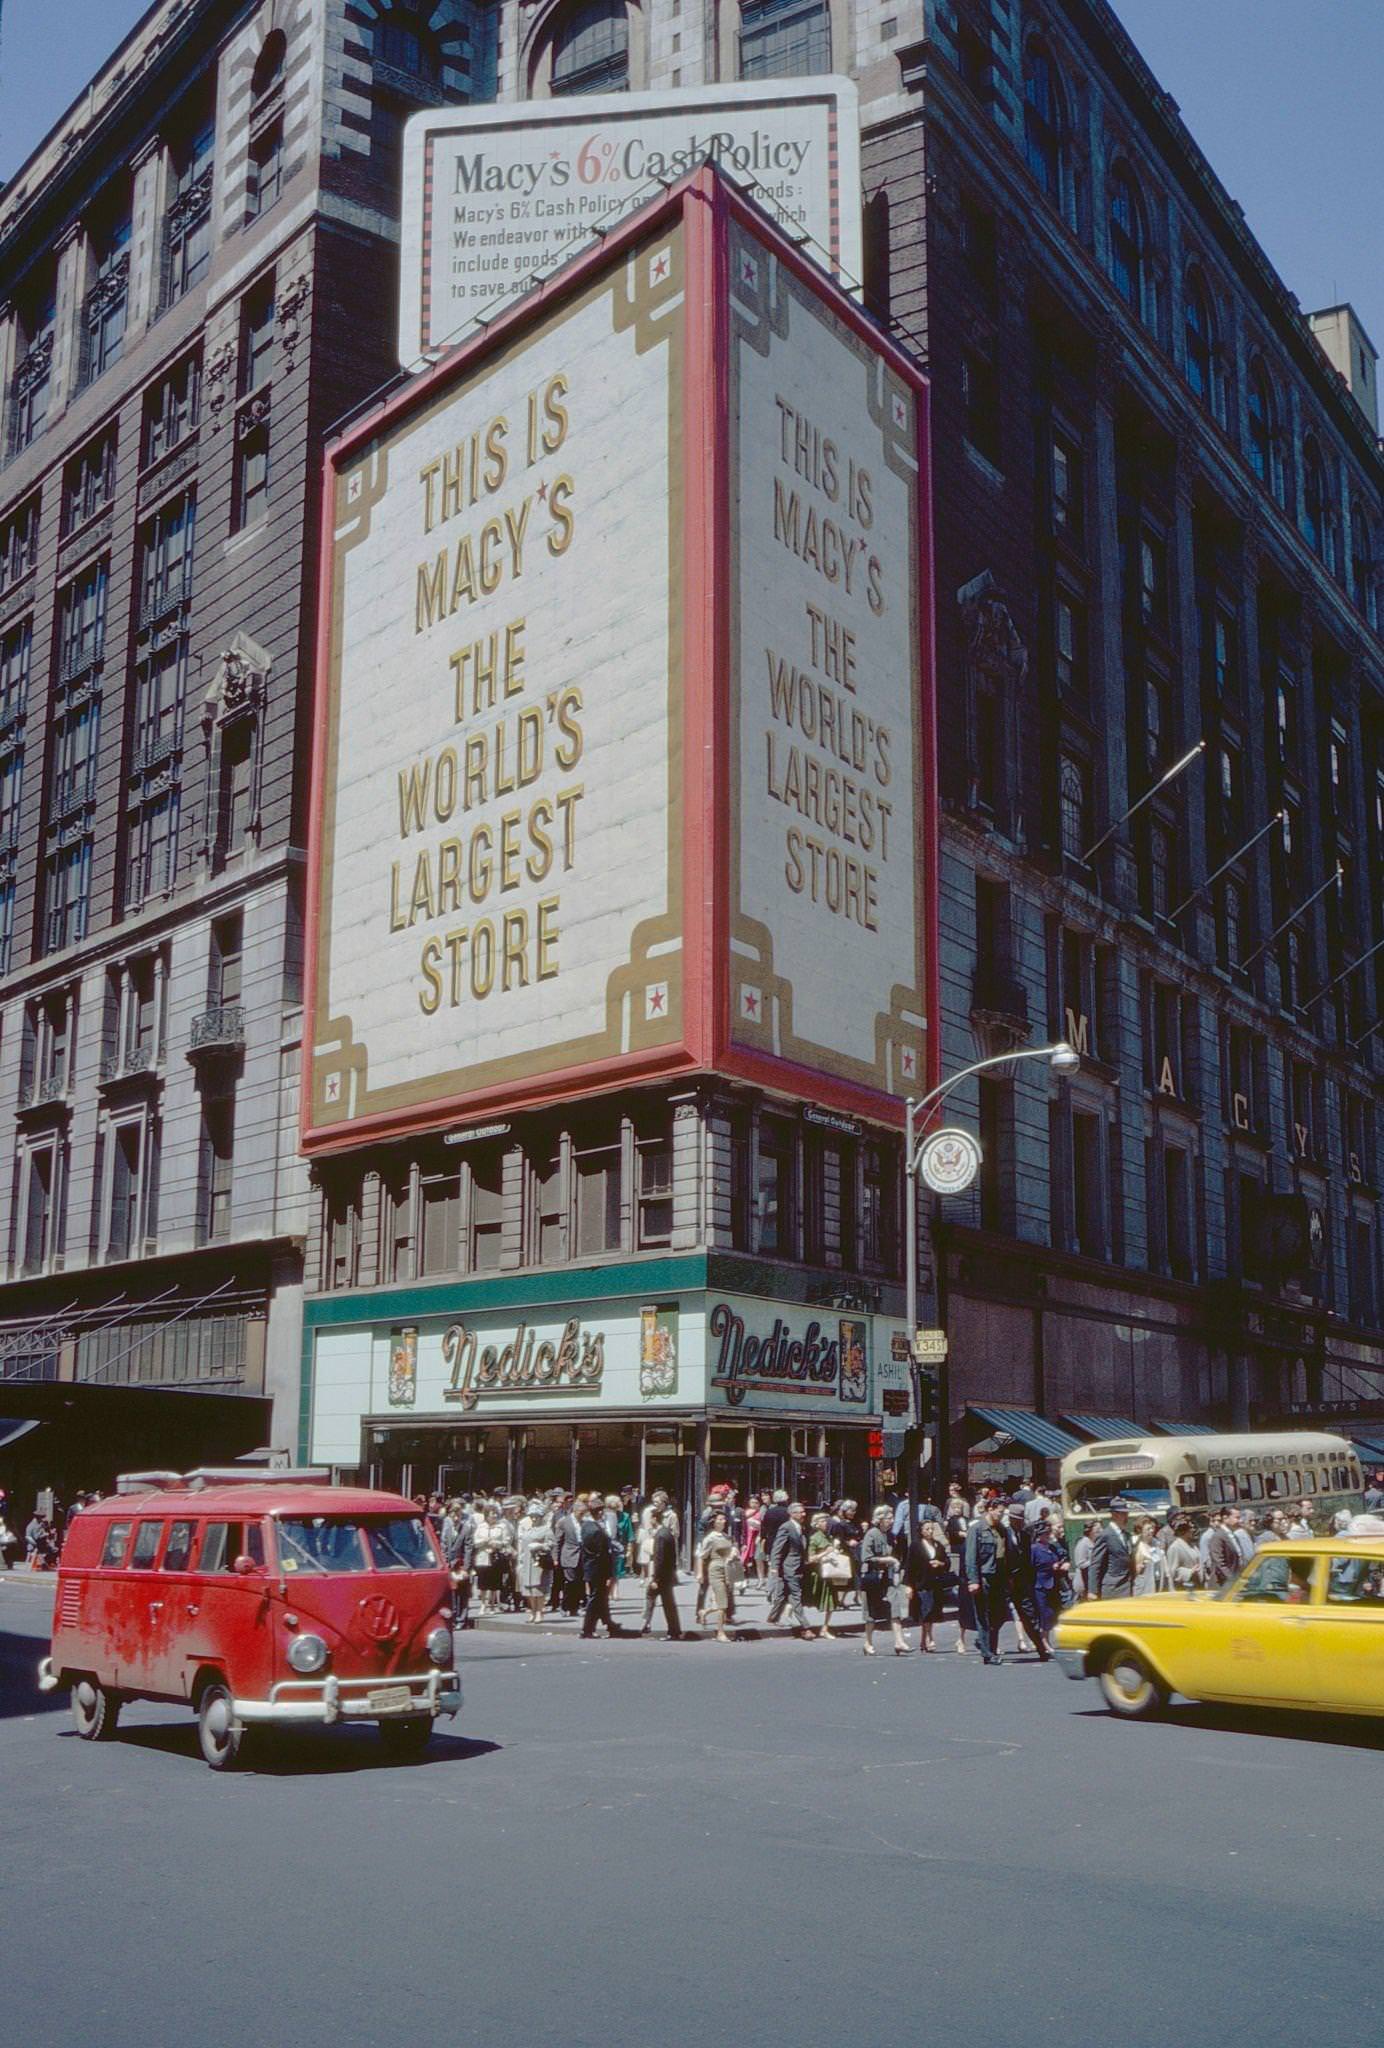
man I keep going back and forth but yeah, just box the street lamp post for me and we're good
[901,1039,1080,1541]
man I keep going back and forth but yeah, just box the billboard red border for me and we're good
[302,165,937,1155]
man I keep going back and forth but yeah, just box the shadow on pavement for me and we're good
[1074,1701,1384,1752]
[75,1719,503,1774]
[0,1625,64,1721]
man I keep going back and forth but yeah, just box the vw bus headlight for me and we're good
[287,1632,328,1674]
[426,1625,454,1668]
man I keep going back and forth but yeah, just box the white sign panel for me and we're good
[310,234,686,1137]
[726,218,928,1098]
[399,79,861,364]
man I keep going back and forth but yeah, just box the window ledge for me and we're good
[963,440,1005,487]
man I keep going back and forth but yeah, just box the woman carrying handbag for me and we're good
[808,1512,850,1639]
[860,1505,907,1655]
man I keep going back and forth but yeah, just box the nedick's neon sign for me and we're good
[442,1317,604,1410]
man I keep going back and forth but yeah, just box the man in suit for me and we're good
[759,1489,790,1565]
[579,1501,621,1638]
[639,1507,682,1639]
[1204,1507,1242,1588]
[554,1495,586,1616]
[1088,1500,1135,1600]
[766,1502,816,1636]
[966,1500,1020,1663]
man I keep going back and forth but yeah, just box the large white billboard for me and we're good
[399,79,860,365]
[308,228,688,1139]
[725,216,929,1099]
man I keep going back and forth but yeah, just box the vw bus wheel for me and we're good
[1098,1648,1168,1719]
[71,1678,120,1741]
[197,1683,245,1770]
[376,1715,432,1759]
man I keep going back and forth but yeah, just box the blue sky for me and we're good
[1,0,1380,345]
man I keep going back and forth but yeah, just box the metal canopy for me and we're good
[1151,1419,1219,1435]
[967,1405,1083,1461]
[1064,1412,1146,1443]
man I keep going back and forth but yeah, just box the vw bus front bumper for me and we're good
[233,1668,462,1725]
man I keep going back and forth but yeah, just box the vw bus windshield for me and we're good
[276,1517,369,1574]
[363,1517,439,1571]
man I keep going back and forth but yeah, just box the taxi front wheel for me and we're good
[71,1678,120,1741]
[1098,1647,1169,1719]
[197,1683,245,1770]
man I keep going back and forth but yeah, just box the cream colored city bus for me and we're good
[1060,1431,1364,1547]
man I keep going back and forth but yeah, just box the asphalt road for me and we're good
[3,1573,1380,2048]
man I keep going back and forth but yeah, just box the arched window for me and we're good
[251,29,286,104]
[1302,438,1325,555]
[1059,754,1088,861]
[740,0,832,80]
[1351,503,1376,625]
[1023,43,1066,207]
[551,0,629,94]
[1108,167,1145,320]
[1184,269,1213,408]
[375,2,442,85]
[1246,359,1281,500]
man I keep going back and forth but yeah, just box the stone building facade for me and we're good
[3,0,1381,1499]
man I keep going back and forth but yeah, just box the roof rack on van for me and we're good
[114,1471,186,1495]
[114,1467,331,1494]
[183,1466,330,1489]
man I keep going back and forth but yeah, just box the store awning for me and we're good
[0,1418,43,1452]
[1151,1419,1219,1436]
[1346,1435,1384,1465]
[1064,1412,1146,1443]
[967,1406,1082,1462]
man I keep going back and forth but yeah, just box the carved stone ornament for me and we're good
[235,385,271,438]
[203,629,271,731]
[960,573,1029,692]
[277,272,311,368]
[205,340,237,430]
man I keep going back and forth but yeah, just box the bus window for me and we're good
[1211,1476,1237,1504]
[161,1520,196,1572]
[129,1521,164,1569]
[1241,1472,1264,1501]
[1264,1469,1288,1500]
[99,1521,132,1567]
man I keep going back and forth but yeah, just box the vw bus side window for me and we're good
[100,1521,132,1567]
[129,1520,165,1569]
[277,1516,369,1573]
[199,1521,265,1572]
[161,1520,196,1572]
[364,1517,439,1570]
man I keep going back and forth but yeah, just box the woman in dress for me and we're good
[905,1518,948,1653]
[741,1494,763,1591]
[806,1512,843,1640]
[1028,1513,1069,1649]
[1132,1515,1166,1595]
[695,1509,738,1643]
[1166,1517,1201,1589]
[471,1501,499,1615]
[859,1504,906,1655]
[829,1498,864,1608]
[516,1499,554,1624]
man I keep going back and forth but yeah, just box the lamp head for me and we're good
[1049,1041,1081,1077]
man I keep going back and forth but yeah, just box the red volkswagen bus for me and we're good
[39,1470,461,1768]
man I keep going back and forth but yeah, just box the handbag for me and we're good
[818,1546,852,1586]
[887,1583,912,1621]
[725,1550,745,1587]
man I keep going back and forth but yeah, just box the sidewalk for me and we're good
[467,1572,970,1647]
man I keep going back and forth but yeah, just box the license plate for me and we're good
[368,1685,413,1714]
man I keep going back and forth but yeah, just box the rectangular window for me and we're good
[324,1176,358,1290]
[729,1117,751,1250]
[419,1163,460,1274]
[61,430,117,535]
[132,638,187,770]
[978,1079,1012,1233]
[216,720,255,854]
[58,558,108,680]
[1138,531,1167,631]
[10,280,55,453]
[962,351,1001,467]
[239,280,276,394]
[211,913,242,1006]
[142,352,201,466]
[0,617,31,726]
[755,1118,796,1256]
[162,1520,195,1572]
[1054,592,1085,697]
[574,1129,622,1257]
[635,1128,673,1249]
[1050,430,1084,548]
[83,212,131,384]
[1163,1145,1192,1279]
[233,427,269,531]
[200,1097,234,1243]
[108,1120,143,1261]
[163,114,215,304]
[246,120,283,219]
[44,840,91,953]
[0,495,40,594]
[1059,753,1089,862]
[860,1140,898,1271]
[100,1521,132,1568]
[1072,1110,1104,1259]
[532,1146,564,1264]
[125,791,179,908]
[50,699,99,817]
[139,492,195,622]
[468,1148,504,1271]
[0,882,15,976]
[739,0,831,80]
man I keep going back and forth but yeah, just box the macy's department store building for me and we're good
[302,1262,913,1520]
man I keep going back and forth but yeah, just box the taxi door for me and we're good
[1178,1553,1322,1705]
[1293,1553,1384,1713]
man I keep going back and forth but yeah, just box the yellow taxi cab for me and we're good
[1054,1538,1384,1719]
